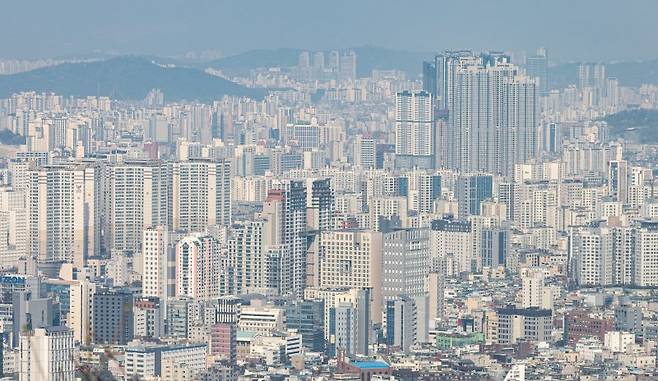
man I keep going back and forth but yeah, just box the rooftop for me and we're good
[351,361,390,370]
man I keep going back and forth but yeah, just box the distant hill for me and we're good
[207,48,302,74]
[604,108,658,143]
[0,56,266,101]
[207,46,430,78]
[548,59,658,90]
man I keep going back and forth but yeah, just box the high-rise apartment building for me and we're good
[569,223,632,287]
[28,164,99,268]
[395,91,433,158]
[227,220,276,294]
[447,61,539,176]
[633,220,658,287]
[142,226,171,307]
[354,134,375,169]
[107,161,168,254]
[175,234,227,300]
[260,181,307,296]
[168,159,231,233]
[432,50,478,111]
[579,63,607,107]
[0,186,29,268]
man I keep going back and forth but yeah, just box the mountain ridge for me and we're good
[0,56,266,102]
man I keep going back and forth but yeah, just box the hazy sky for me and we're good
[3,0,657,62]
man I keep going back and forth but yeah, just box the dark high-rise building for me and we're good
[422,61,437,95]
[375,144,395,169]
[456,174,493,217]
[526,48,549,94]
[92,288,134,345]
[544,122,560,153]
[285,299,325,352]
[309,178,335,233]
[481,228,509,268]
[385,295,417,353]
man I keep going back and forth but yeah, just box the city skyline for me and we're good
[3,2,658,380]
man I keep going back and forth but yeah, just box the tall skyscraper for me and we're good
[579,62,606,89]
[526,48,549,94]
[307,177,335,233]
[608,160,628,202]
[433,50,478,111]
[69,279,96,346]
[395,91,433,158]
[579,62,607,107]
[298,51,310,69]
[446,60,538,176]
[422,61,437,95]
[312,51,325,70]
